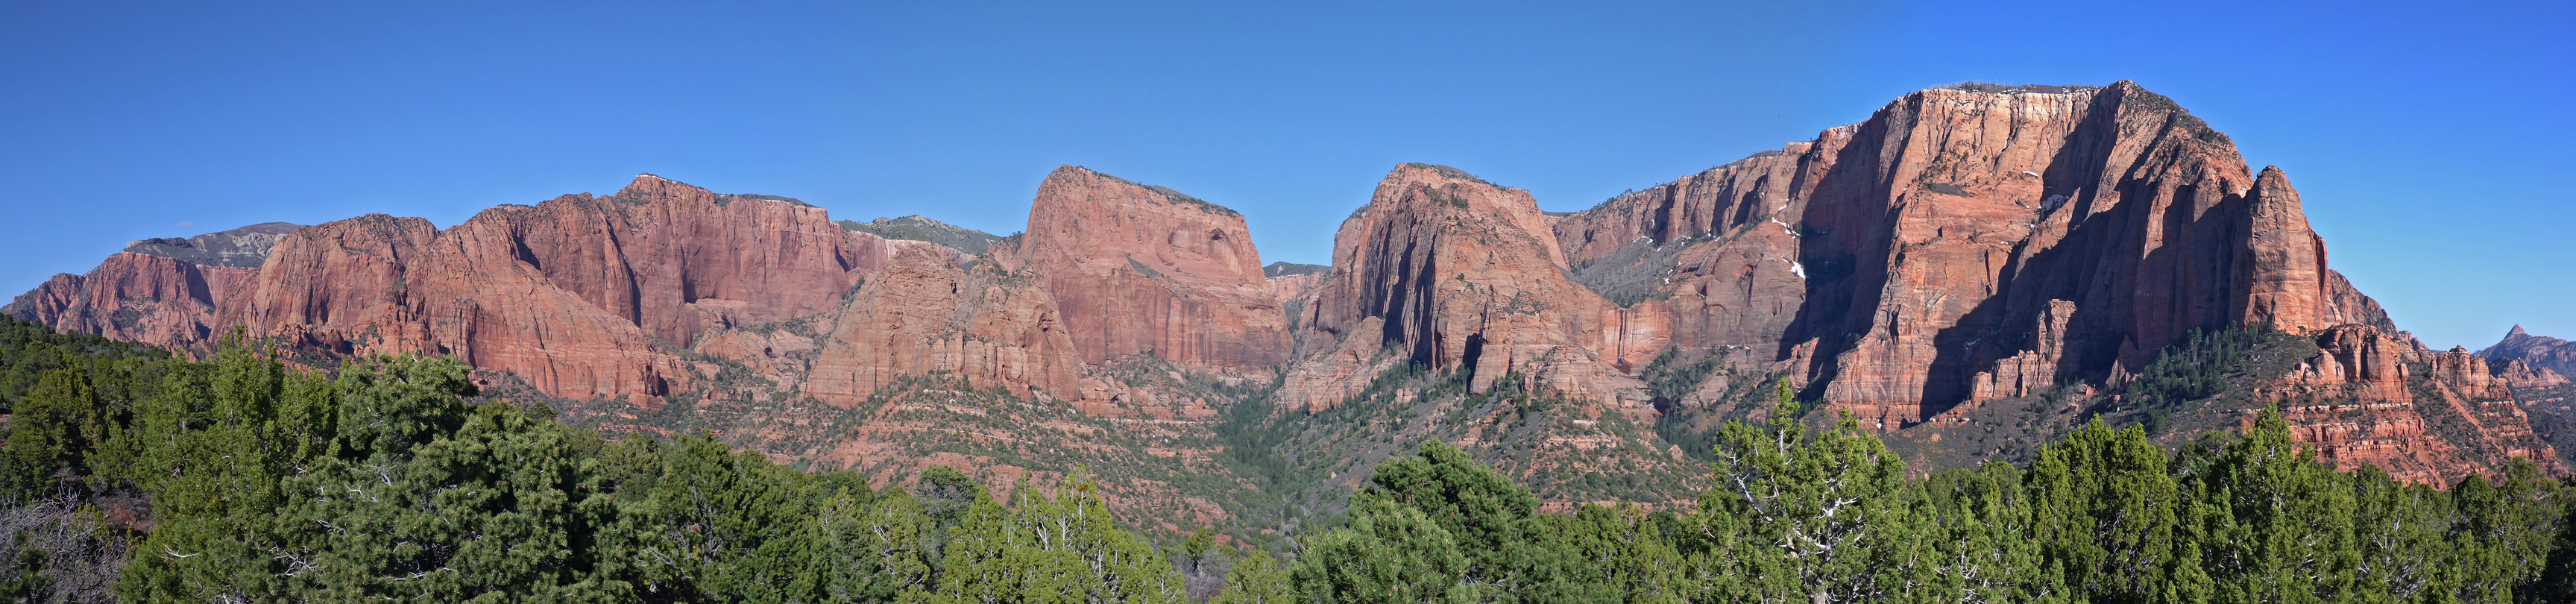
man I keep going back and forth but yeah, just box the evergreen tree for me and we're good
[2175,409,2360,604]
[924,474,1183,604]
[268,356,619,601]
[114,338,297,603]
[3,371,105,498]
[1208,547,1290,604]
[2026,418,2179,603]
[1292,497,1471,604]
[816,488,936,603]
[1695,380,1914,604]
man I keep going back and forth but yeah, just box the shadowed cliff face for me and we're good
[1541,82,2394,427]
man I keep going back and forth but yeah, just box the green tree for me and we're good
[818,488,937,603]
[2449,460,2561,603]
[269,356,620,602]
[1695,380,1915,604]
[1292,497,1471,604]
[4,371,107,498]
[2174,409,2359,604]
[924,474,1182,604]
[115,338,300,603]
[602,433,828,603]
[1209,547,1291,604]
[2026,418,2178,603]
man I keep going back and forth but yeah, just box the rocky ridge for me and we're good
[9,82,2561,528]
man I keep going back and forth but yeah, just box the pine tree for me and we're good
[2176,408,2359,604]
[1208,547,1291,604]
[115,337,295,603]
[923,472,1183,604]
[2027,418,2178,603]
[1291,497,1471,604]
[1695,380,1915,604]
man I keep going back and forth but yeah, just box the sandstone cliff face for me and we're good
[2265,326,2560,482]
[15,174,904,403]
[803,245,1086,405]
[1292,164,1655,415]
[5,222,304,344]
[4,253,257,345]
[998,166,1288,371]
[1547,82,2392,427]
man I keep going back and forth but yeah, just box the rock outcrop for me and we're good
[839,215,1007,255]
[1291,163,1657,415]
[1546,82,2394,427]
[998,166,1288,371]
[2485,326,2576,380]
[4,253,259,345]
[121,221,303,268]
[13,83,2562,501]
[2265,326,2560,482]
[5,222,303,344]
[14,174,909,402]
[804,245,1085,405]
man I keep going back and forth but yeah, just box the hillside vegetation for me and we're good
[1,317,2575,603]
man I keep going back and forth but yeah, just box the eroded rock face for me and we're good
[1294,163,1654,411]
[804,245,1086,405]
[15,174,903,402]
[1267,272,1328,302]
[122,221,303,268]
[2267,326,2560,483]
[1548,82,2393,427]
[999,166,1288,371]
[4,253,257,345]
[6,222,305,344]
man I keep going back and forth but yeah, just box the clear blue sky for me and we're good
[3,1,2568,349]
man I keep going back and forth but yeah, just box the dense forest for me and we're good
[2,315,2575,603]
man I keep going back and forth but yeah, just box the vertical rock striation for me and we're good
[998,166,1288,371]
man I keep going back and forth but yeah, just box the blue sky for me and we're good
[2,1,2567,349]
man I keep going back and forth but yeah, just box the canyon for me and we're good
[10,81,2562,524]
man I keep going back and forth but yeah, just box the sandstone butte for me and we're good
[7,81,2562,492]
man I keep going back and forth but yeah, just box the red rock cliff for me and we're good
[16,174,904,403]
[1293,164,1654,413]
[1549,82,2392,427]
[998,166,1288,371]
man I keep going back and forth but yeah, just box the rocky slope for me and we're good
[121,221,303,268]
[2483,327,2576,468]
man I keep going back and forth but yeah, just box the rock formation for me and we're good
[121,221,302,268]
[997,166,1288,372]
[1297,166,1633,403]
[13,174,911,402]
[2485,326,2576,380]
[2265,327,2560,482]
[11,82,2562,500]
[1543,82,2394,427]
[803,245,1085,405]
[4,222,302,344]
